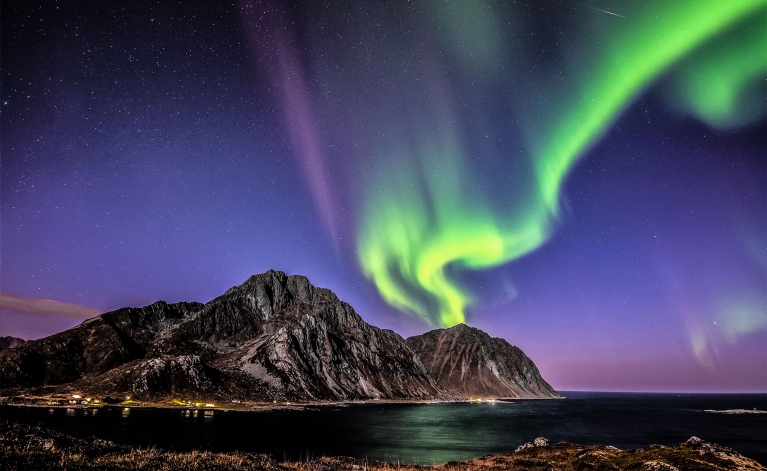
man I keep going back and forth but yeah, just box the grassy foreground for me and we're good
[1,421,763,471]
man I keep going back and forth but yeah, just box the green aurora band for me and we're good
[357,0,767,327]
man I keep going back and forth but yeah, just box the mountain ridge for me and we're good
[0,270,557,402]
[406,324,559,399]
[0,336,26,350]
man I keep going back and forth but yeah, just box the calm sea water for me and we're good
[2,392,766,465]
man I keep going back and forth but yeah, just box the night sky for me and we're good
[2,0,765,392]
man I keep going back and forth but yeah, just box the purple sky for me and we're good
[2,0,765,392]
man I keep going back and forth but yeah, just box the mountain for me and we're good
[0,270,443,401]
[406,324,559,399]
[0,336,26,350]
[0,271,558,403]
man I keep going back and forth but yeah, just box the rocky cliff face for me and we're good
[0,272,558,402]
[406,324,559,399]
[0,336,26,350]
[0,271,443,401]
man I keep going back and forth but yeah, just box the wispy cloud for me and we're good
[0,293,103,319]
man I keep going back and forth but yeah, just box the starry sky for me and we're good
[2,0,766,392]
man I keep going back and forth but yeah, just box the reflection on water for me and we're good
[2,393,767,465]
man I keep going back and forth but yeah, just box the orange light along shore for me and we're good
[1,392,559,414]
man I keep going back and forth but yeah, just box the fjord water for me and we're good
[3,392,766,465]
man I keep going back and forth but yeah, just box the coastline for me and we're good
[1,421,763,471]
[0,394,565,413]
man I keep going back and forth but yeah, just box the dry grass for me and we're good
[1,422,763,471]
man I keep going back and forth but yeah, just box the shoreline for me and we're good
[1,421,763,471]
[0,394,564,412]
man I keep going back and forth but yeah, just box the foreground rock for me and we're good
[0,270,443,402]
[1,422,763,471]
[406,324,559,398]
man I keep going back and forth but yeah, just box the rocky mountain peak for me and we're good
[0,271,444,402]
[214,270,339,325]
[406,323,559,399]
[0,271,557,402]
[0,336,27,350]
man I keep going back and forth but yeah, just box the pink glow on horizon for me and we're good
[541,347,767,394]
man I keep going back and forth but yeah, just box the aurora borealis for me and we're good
[2,0,766,391]
[357,0,767,328]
